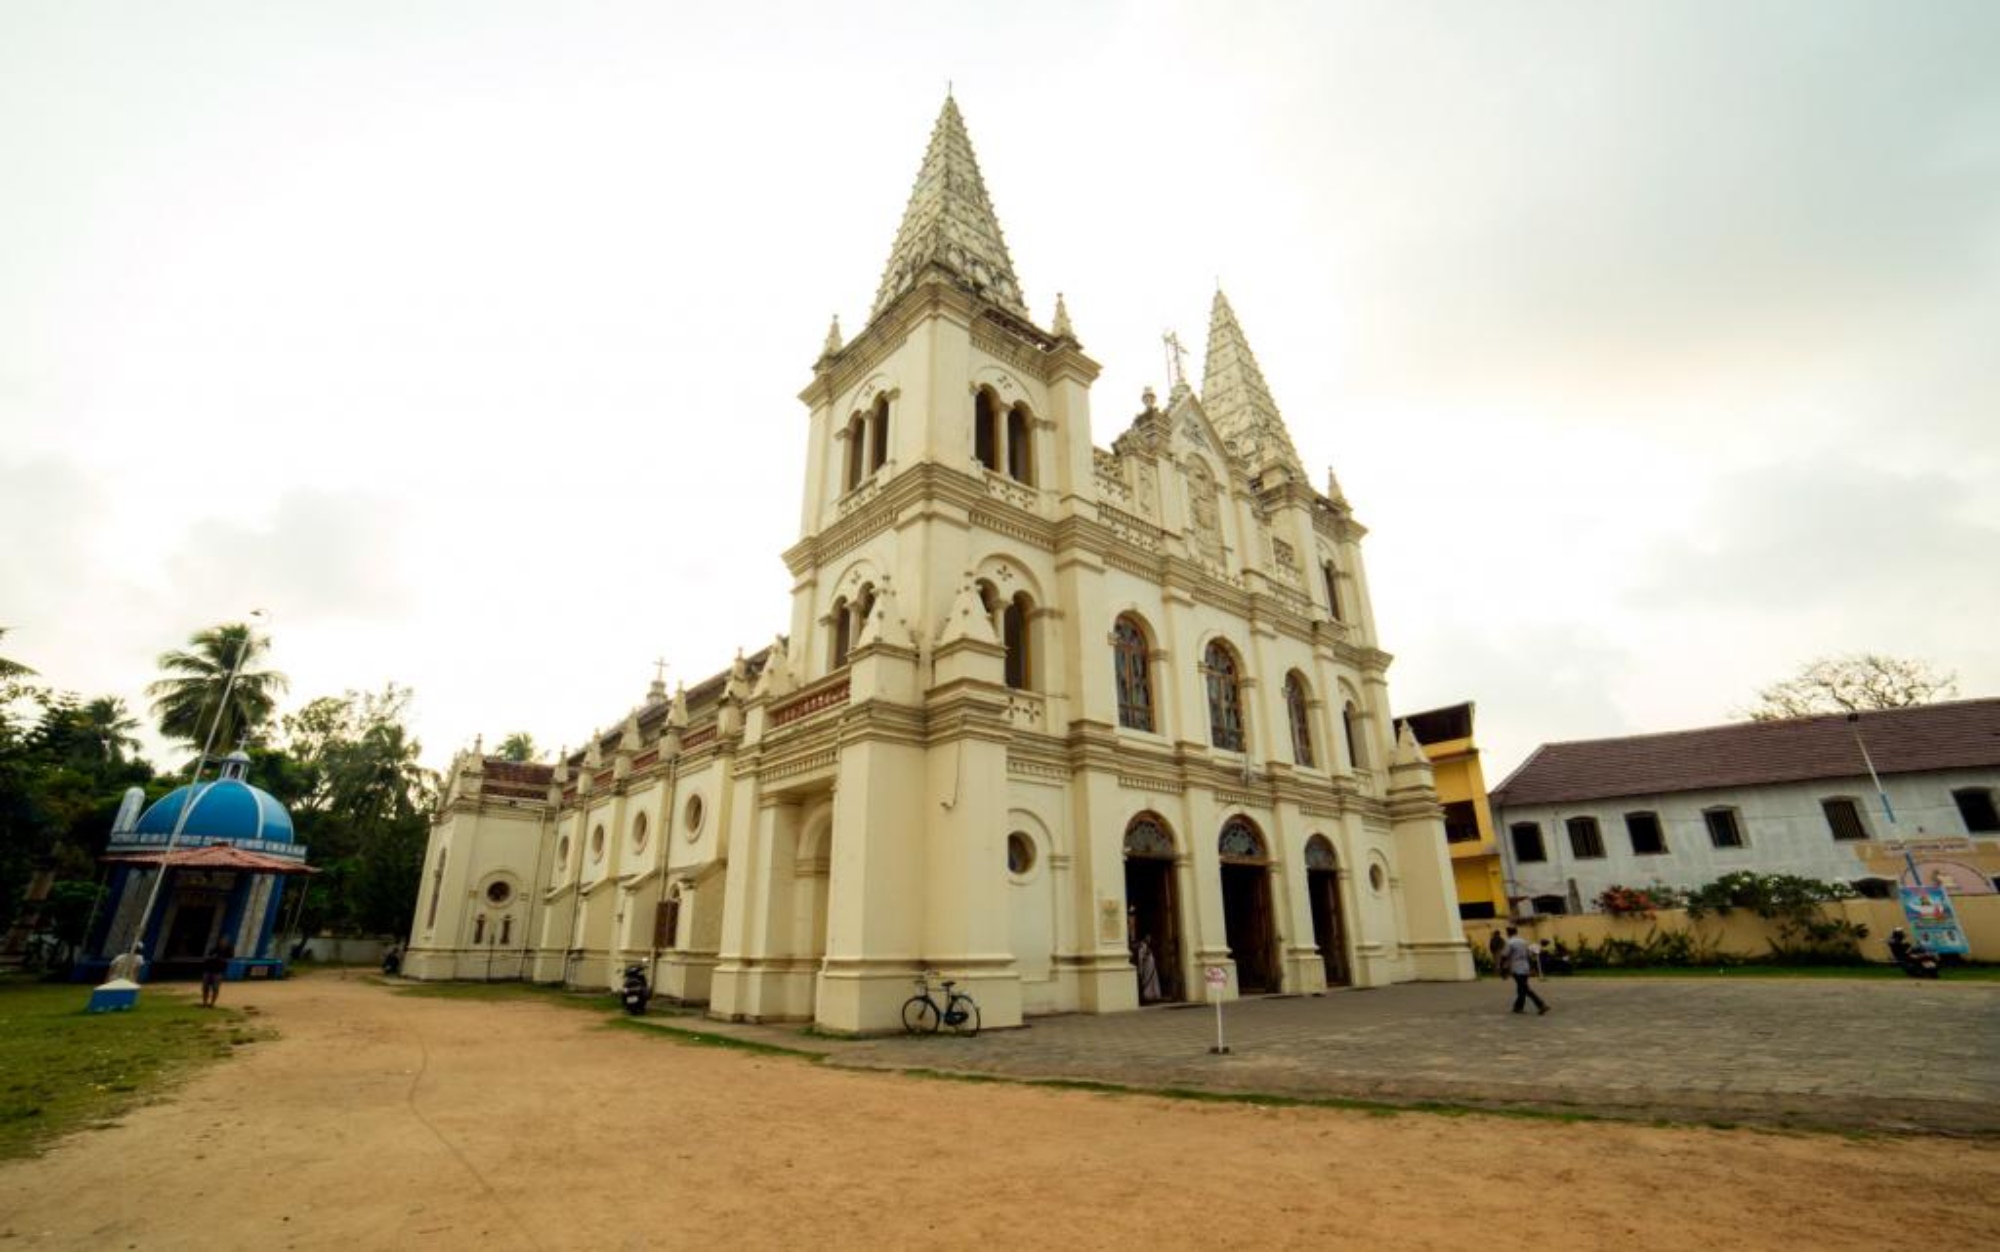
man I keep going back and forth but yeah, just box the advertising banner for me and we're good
[1898,885,1969,956]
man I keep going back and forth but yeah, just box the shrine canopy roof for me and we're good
[100,843,319,875]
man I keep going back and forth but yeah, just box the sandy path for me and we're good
[1,973,1993,1250]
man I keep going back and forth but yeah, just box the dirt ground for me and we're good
[1,973,1994,1250]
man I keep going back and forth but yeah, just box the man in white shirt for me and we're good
[1500,927,1549,1015]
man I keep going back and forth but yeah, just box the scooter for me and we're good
[1888,931,1940,979]
[620,964,651,1015]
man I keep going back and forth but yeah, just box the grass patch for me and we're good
[887,1066,1606,1126]
[0,981,255,1161]
[389,980,612,1008]
[612,1017,827,1059]
[1568,964,2000,981]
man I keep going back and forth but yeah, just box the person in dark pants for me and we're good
[201,938,234,1008]
[1500,926,1548,1015]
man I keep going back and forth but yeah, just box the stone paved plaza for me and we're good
[662,975,2000,1134]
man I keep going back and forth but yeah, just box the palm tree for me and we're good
[147,621,289,755]
[0,627,33,681]
[496,731,537,763]
[76,697,142,764]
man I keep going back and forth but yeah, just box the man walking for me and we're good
[1500,926,1549,1015]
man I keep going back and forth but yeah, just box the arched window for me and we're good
[1321,558,1342,622]
[1124,814,1175,858]
[1285,671,1314,767]
[1218,817,1266,861]
[499,915,513,945]
[1006,403,1033,484]
[1113,615,1154,731]
[1343,699,1366,770]
[848,410,872,488]
[1304,834,1337,870]
[830,596,852,668]
[1203,641,1245,752]
[1002,592,1032,690]
[974,388,1001,472]
[472,914,486,945]
[869,394,890,474]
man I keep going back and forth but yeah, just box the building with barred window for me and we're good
[403,98,1473,1031]
[1489,699,2000,916]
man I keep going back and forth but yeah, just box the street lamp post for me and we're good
[124,610,268,965]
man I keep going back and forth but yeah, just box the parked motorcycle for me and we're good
[1887,929,1941,979]
[620,964,652,1015]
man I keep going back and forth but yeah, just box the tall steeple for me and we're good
[870,96,1028,324]
[1201,288,1304,477]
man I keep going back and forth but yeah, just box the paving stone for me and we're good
[658,975,1999,1133]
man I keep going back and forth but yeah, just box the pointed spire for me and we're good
[870,97,1027,323]
[1324,465,1347,504]
[821,314,843,360]
[1202,288,1304,477]
[1051,292,1075,342]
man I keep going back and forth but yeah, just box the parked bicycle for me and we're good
[901,971,980,1037]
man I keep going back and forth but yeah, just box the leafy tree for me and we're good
[496,732,538,763]
[146,621,288,754]
[0,626,34,682]
[276,684,436,937]
[1742,653,1958,722]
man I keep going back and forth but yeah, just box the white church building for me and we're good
[404,98,1473,1032]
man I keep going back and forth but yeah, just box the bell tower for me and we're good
[774,96,1100,1032]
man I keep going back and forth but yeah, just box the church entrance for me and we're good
[1218,818,1278,993]
[1122,815,1183,1003]
[1304,835,1349,987]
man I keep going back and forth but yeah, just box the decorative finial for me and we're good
[822,314,842,359]
[649,657,669,701]
[473,733,484,757]
[1141,385,1157,413]
[1052,292,1074,341]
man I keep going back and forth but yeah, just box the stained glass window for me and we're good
[1114,616,1153,731]
[1205,642,1245,752]
[1304,835,1336,870]
[1124,816,1174,858]
[1218,818,1265,860]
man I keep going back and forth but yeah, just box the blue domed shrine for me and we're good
[79,751,315,982]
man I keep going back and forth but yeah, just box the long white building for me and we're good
[1490,699,2000,915]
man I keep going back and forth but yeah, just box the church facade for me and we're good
[404,99,1472,1032]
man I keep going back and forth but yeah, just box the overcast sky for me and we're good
[3,1,1996,781]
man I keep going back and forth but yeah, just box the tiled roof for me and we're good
[101,843,318,874]
[483,760,554,787]
[1489,699,2000,808]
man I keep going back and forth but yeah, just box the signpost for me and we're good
[1204,965,1229,1055]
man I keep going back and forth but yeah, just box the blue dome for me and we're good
[136,778,295,844]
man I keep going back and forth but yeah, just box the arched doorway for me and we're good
[1123,815,1184,1003]
[1219,817,1279,993]
[1304,835,1349,987]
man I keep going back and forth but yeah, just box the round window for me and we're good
[632,812,649,853]
[591,825,606,862]
[1368,863,1386,893]
[1007,832,1036,876]
[684,794,705,839]
[485,880,513,906]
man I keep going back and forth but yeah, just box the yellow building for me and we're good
[1398,703,1505,919]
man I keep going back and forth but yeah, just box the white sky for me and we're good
[3,1,1996,781]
